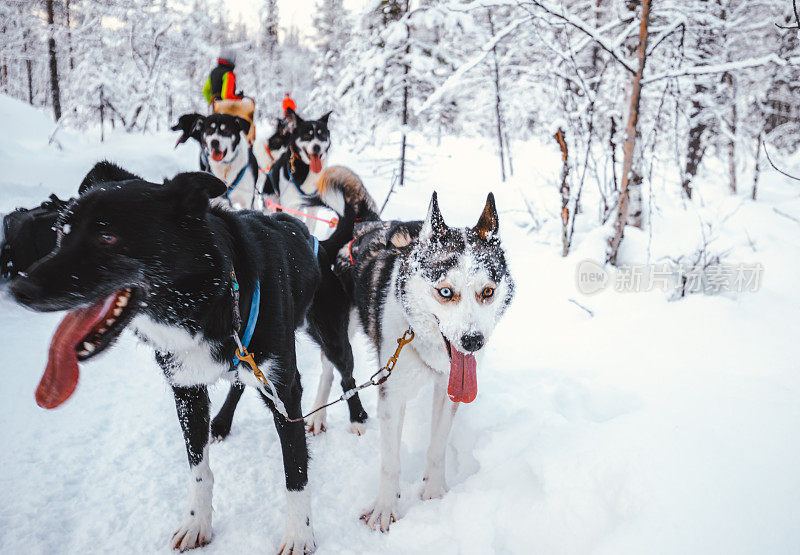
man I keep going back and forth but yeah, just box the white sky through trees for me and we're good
[227,0,367,38]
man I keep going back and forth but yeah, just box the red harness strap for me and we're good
[347,239,355,265]
[264,198,339,229]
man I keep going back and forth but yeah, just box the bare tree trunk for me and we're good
[682,88,706,200]
[46,0,62,121]
[555,128,571,257]
[681,0,715,200]
[66,0,74,71]
[607,0,651,265]
[23,29,34,105]
[728,102,737,194]
[609,115,618,192]
[504,131,514,176]
[752,133,762,201]
[99,86,105,142]
[488,10,507,182]
[399,46,410,188]
[26,58,33,104]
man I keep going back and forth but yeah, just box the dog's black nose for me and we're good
[461,332,484,353]
[9,277,43,306]
[312,144,321,154]
[210,139,220,150]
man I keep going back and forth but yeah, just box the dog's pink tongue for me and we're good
[309,154,322,173]
[447,345,477,404]
[37,294,114,409]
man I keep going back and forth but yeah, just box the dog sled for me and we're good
[212,97,256,146]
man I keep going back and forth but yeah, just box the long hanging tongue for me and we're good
[309,153,323,173]
[447,344,477,403]
[36,293,117,409]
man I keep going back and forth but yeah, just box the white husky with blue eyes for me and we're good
[325,192,516,531]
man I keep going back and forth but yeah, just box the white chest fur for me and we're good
[132,316,228,387]
[131,315,278,390]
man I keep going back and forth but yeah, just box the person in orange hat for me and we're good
[282,93,297,117]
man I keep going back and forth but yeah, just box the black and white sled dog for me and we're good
[9,161,370,553]
[332,192,515,531]
[209,111,379,438]
[261,109,378,231]
[173,112,264,210]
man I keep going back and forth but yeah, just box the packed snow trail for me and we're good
[1,96,800,554]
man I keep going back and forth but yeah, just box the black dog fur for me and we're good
[9,161,364,551]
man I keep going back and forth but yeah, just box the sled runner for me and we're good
[212,97,256,145]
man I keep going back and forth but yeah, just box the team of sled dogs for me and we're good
[9,109,515,553]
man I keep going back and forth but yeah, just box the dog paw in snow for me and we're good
[209,417,233,442]
[305,410,327,435]
[171,510,212,551]
[349,421,366,436]
[278,526,316,554]
[420,476,448,500]
[361,496,400,532]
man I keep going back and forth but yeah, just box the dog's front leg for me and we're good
[171,385,214,551]
[362,386,406,532]
[421,378,459,500]
[270,383,316,554]
[305,353,334,435]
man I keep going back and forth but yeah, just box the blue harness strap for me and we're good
[225,158,249,200]
[228,237,316,371]
[230,280,261,369]
[286,163,319,199]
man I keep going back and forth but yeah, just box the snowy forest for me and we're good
[3,0,800,264]
[2,1,800,553]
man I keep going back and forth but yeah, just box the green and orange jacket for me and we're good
[203,60,242,104]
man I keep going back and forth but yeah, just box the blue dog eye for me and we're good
[438,287,453,299]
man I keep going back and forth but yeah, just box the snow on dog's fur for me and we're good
[8,162,366,553]
[172,113,262,210]
[330,192,515,531]
[265,109,378,230]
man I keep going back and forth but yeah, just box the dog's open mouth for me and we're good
[307,151,323,173]
[211,148,227,162]
[440,333,478,404]
[38,287,140,409]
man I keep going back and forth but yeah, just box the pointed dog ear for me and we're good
[166,172,227,217]
[285,107,302,133]
[473,193,499,239]
[79,161,141,195]
[319,111,332,126]
[419,192,447,241]
[235,117,252,136]
[172,113,204,147]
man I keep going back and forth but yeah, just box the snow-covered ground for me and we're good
[1,94,799,554]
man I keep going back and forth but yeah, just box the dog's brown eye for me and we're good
[482,287,494,299]
[99,233,117,245]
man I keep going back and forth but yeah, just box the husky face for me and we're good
[171,113,250,164]
[285,108,331,174]
[202,113,250,164]
[397,193,514,371]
